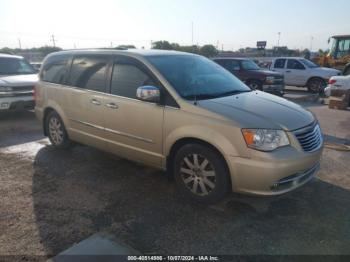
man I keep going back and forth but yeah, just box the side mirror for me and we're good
[136,86,160,103]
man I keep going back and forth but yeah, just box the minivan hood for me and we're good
[198,91,314,131]
[0,74,38,86]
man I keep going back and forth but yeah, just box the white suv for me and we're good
[270,57,341,93]
[0,54,38,111]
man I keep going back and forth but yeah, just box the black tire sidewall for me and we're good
[248,80,262,91]
[46,111,71,149]
[344,67,350,76]
[308,78,325,94]
[173,143,230,204]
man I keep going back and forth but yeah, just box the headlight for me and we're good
[0,86,13,92]
[242,129,290,151]
[265,76,275,85]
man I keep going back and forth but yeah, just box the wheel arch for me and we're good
[306,76,327,86]
[42,102,69,136]
[166,137,233,188]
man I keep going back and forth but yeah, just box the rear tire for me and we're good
[45,111,72,149]
[307,78,326,94]
[173,143,230,204]
[344,66,350,76]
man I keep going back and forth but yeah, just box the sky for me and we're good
[0,0,349,51]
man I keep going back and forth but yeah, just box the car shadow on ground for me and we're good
[0,110,44,147]
[32,145,350,256]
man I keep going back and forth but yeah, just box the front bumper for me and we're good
[0,96,34,110]
[226,145,323,196]
[262,84,285,94]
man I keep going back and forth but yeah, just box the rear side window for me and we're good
[111,59,155,99]
[274,59,286,69]
[68,55,108,92]
[41,55,70,84]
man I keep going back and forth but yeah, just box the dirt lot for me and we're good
[0,99,350,260]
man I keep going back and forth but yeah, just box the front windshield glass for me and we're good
[241,60,260,70]
[0,57,36,75]
[147,55,250,100]
[300,58,319,68]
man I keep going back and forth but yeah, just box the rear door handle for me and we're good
[91,99,101,106]
[286,70,291,73]
[106,103,118,109]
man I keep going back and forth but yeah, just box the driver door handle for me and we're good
[106,102,119,109]
[90,99,101,106]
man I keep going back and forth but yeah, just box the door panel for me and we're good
[102,56,165,168]
[103,96,164,167]
[63,54,111,150]
[65,89,108,150]
[285,59,308,86]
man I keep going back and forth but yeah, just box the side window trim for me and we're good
[287,59,305,70]
[274,59,286,69]
[41,54,72,84]
[67,54,112,93]
[109,55,180,108]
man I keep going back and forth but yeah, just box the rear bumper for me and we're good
[0,96,34,110]
[227,145,323,196]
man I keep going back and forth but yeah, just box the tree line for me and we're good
[151,41,219,57]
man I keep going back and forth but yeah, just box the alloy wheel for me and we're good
[180,153,216,196]
[48,117,64,145]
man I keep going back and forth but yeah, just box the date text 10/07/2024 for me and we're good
[128,256,220,261]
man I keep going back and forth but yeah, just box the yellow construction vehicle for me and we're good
[314,35,350,75]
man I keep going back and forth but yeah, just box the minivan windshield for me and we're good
[147,55,251,100]
[0,57,37,75]
[241,60,261,70]
[300,58,319,68]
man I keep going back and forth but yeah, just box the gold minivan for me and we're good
[35,49,323,203]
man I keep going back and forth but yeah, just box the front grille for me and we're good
[294,123,323,152]
[273,77,284,85]
[0,86,34,98]
[12,85,34,92]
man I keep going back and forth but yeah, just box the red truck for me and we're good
[213,58,285,96]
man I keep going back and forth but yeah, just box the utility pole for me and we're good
[18,38,22,49]
[310,36,314,51]
[191,21,194,46]
[51,34,56,47]
[277,32,281,47]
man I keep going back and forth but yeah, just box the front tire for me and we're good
[247,80,263,91]
[173,144,230,204]
[307,78,326,94]
[46,111,72,149]
[344,66,350,76]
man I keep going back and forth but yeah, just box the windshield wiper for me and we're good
[183,93,219,100]
[212,90,252,98]
[184,90,251,100]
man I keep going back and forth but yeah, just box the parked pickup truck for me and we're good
[270,57,341,93]
[0,54,38,111]
[213,58,284,95]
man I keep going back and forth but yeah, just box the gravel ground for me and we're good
[0,103,349,260]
